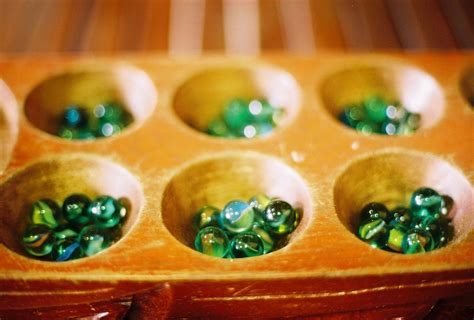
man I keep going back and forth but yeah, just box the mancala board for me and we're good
[0,53,473,319]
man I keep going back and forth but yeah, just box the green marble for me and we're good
[251,223,274,254]
[263,200,297,235]
[22,224,55,257]
[410,187,445,218]
[207,118,234,137]
[194,205,220,230]
[339,105,365,127]
[54,224,79,240]
[388,207,412,228]
[223,99,253,132]
[229,232,264,258]
[194,226,229,258]
[52,239,84,261]
[29,199,61,229]
[79,225,116,257]
[355,121,378,135]
[386,226,406,252]
[96,122,124,137]
[248,194,271,226]
[360,202,389,222]
[220,200,255,233]
[358,218,389,249]
[364,96,389,123]
[93,103,131,124]
[62,194,91,227]
[402,228,435,254]
[88,195,125,228]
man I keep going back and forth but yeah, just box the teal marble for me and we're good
[386,225,406,252]
[88,195,124,228]
[229,232,264,258]
[61,106,89,128]
[220,200,255,233]
[263,200,297,235]
[194,226,229,258]
[29,199,61,229]
[52,239,84,261]
[360,202,389,222]
[54,224,79,240]
[402,228,435,254]
[357,218,389,249]
[410,187,445,218]
[22,224,55,257]
[79,225,116,257]
[388,207,412,228]
[251,223,274,254]
[62,194,91,226]
[194,205,221,230]
[381,121,399,135]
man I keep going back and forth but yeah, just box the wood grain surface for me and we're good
[0,0,473,54]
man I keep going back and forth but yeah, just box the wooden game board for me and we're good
[0,53,473,319]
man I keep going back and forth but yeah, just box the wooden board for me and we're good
[0,53,473,319]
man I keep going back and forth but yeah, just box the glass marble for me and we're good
[223,99,253,131]
[194,226,229,258]
[229,232,264,258]
[194,205,221,230]
[93,103,131,124]
[62,194,91,226]
[364,96,388,123]
[88,195,125,228]
[29,198,61,229]
[358,218,389,249]
[79,225,116,257]
[339,105,365,127]
[251,223,274,254]
[54,224,79,240]
[248,194,272,226]
[360,202,389,222]
[410,187,445,218]
[52,239,84,261]
[263,200,297,235]
[402,228,435,254]
[61,106,88,128]
[440,195,454,218]
[22,224,55,257]
[220,200,255,233]
[388,207,412,228]
[386,226,406,252]
[207,118,233,137]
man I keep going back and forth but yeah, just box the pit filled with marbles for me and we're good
[205,98,285,139]
[21,194,129,261]
[357,187,454,254]
[57,102,132,140]
[339,95,420,135]
[193,194,301,258]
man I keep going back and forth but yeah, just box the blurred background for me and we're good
[0,0,473,55]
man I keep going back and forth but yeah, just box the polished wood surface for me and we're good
[0,0,473,55]
[0,53,473,318]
